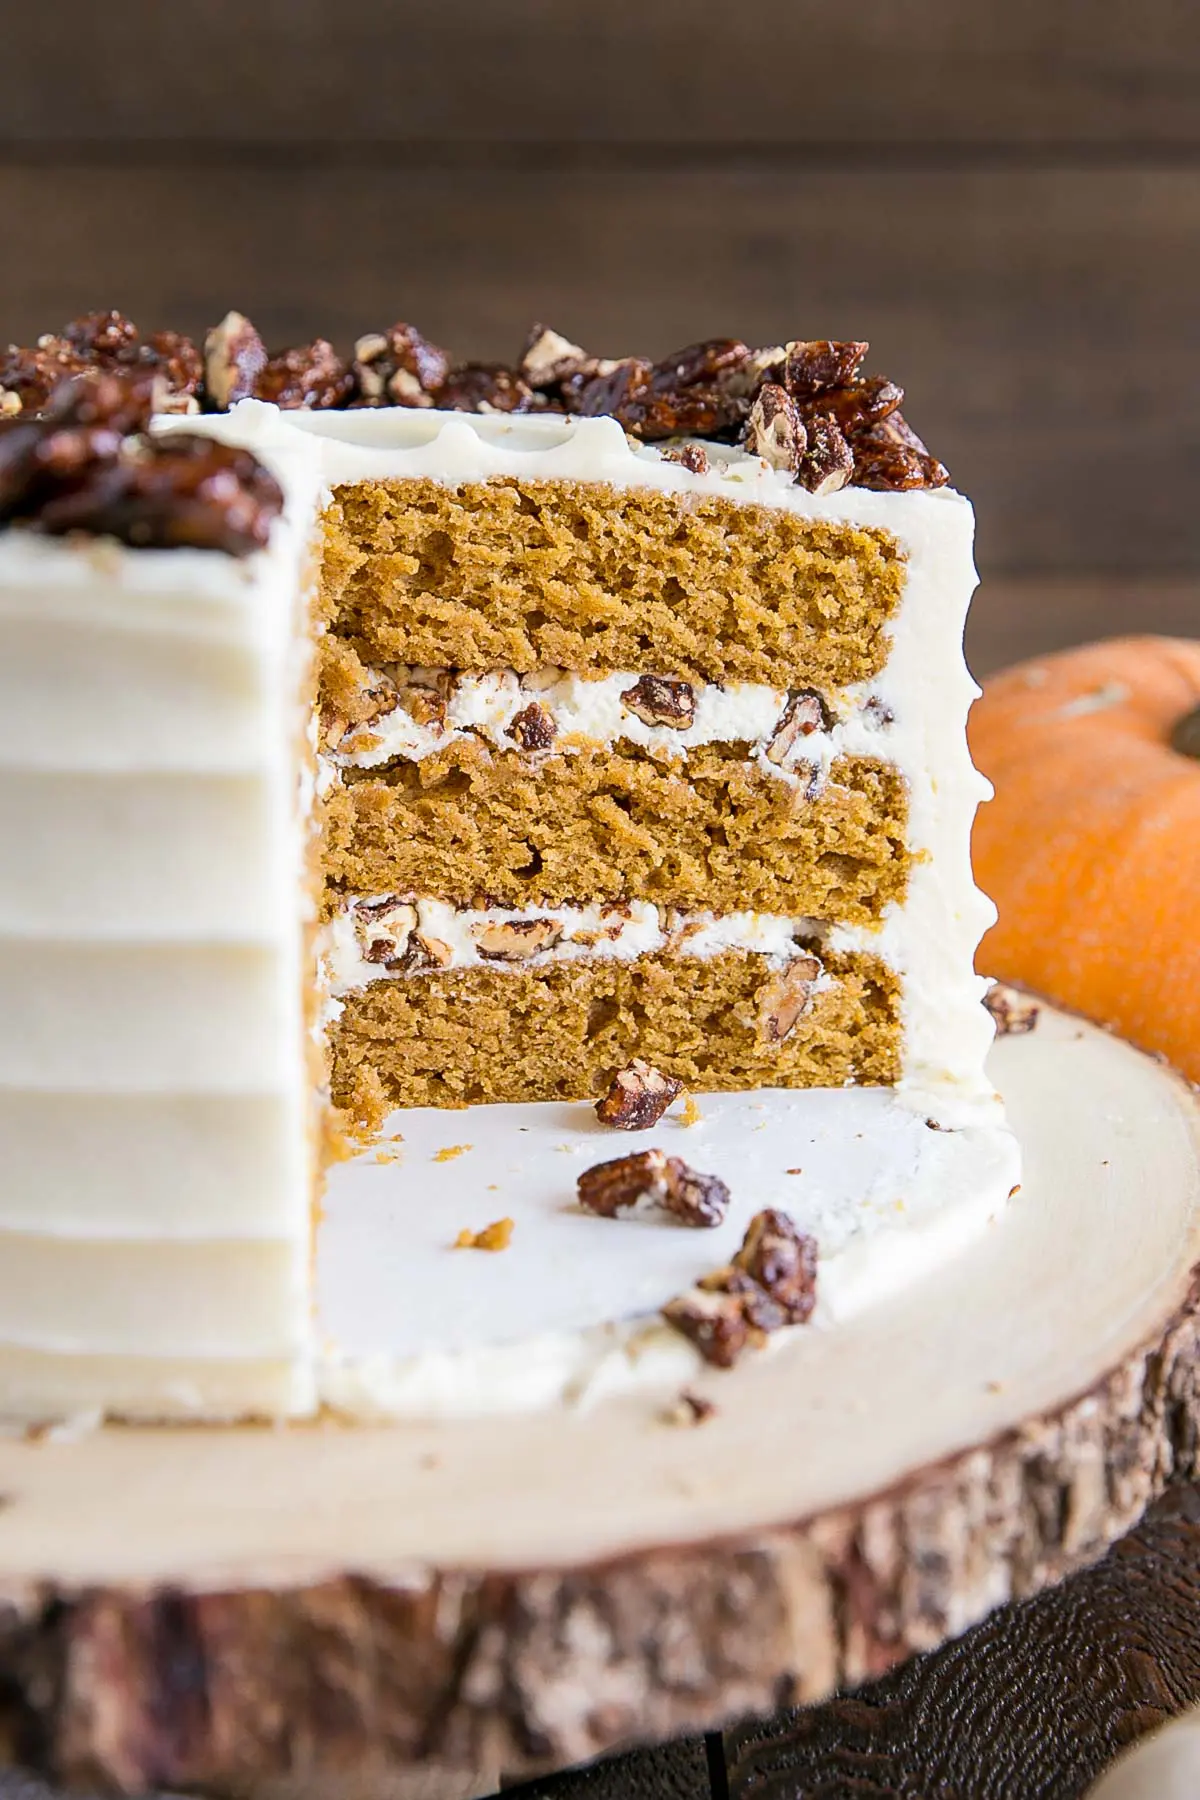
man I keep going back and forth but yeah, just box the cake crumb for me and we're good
[786,1167,803,1175]
[434,1143,473,1163]
[680,1096,703,1128]
[453,1217,514,1251]
[986,1379,1005,1394]
[374,1148,402,1165]
[661,1391,717,1427]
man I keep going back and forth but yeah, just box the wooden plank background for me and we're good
[2,0,1197,647]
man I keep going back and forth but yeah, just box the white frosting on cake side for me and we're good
[0,403,1006,1423]
[0,427,327,1422]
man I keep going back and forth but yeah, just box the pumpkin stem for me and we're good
[1171,703,1200,760]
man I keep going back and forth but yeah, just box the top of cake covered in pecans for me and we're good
[1,309,950,496]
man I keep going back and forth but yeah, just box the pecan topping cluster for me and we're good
[595,1059,684,1130]
[577,1149,730,1228]
[983,983,1041,1036]
[0,372,282,556]
[663,1208,819,1368]
[1,311,948,493]
[0,310,201,417]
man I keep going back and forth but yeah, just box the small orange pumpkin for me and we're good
[970,635,1200,1085]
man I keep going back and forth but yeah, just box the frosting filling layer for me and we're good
[325,665,897,784]
[326,896,833,994]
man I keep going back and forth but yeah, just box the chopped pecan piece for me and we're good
[353,323,450,407]
[620,674,696,729]
[595,1059,684,1131]
[410,930,455,970]
[204,311,268,408]
[733,1207,818,1324]
[984,983,1040,1035]
[438,363,535,413]
[795,416,855,495]
[765,689,830,764]
[760,954,823,1043]
[397,684,448,732]
[577,1148,729,1226]
[864,694,896,727]
[354,898,418,967]
[744,382,806,472]
[662,1286,755,1370]
[519,324,597,391]
[663,1208,818,1366]
[783,339,869,397]
[661,442,709,475]
[508,701,557,751]
[473,917,563,960]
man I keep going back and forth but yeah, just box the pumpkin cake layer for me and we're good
[320,478,905,689]
[329,947,901,1116]
[321,746,909,918]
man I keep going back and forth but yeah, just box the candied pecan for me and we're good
[853,412,949,490]
[782,339,869,397]
[63,310,140,358]
[36,431,282,555]
[733,1207,818,1324]
[573,341,748,441]
[353,322,450,407]
[795,416,854,495]
[473,917,563,960]
[759,954,823,1043]
[437,363,535,413]
[655,338,751,390]
[660,1160,730,1228]
[662,1287,754,1370]
[204,311,268,409]
[744,382,806,473]
[256,338,355,410]
[596,1060,684,1131]
[663,1208,818,1367]
[508,701,557,751]
[698,1264,788,1333]
[0,370,151,518]
[577,1148,728,1225]
[620,675,695,729]
[984,983,1040,1036]
[765,689,830,764]
[518,324,599,392]
[661,442,710,474]
[797,375,903,439]
[139,330,203,413]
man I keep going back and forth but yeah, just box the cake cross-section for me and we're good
[0,317,1011,1422]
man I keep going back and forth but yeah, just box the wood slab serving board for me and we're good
[1,1002,1198,1799]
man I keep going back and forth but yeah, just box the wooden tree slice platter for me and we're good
[1,1001,1198,1800]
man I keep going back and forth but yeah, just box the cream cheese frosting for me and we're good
[326,665,897,784]
[0,402,1007,1424]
